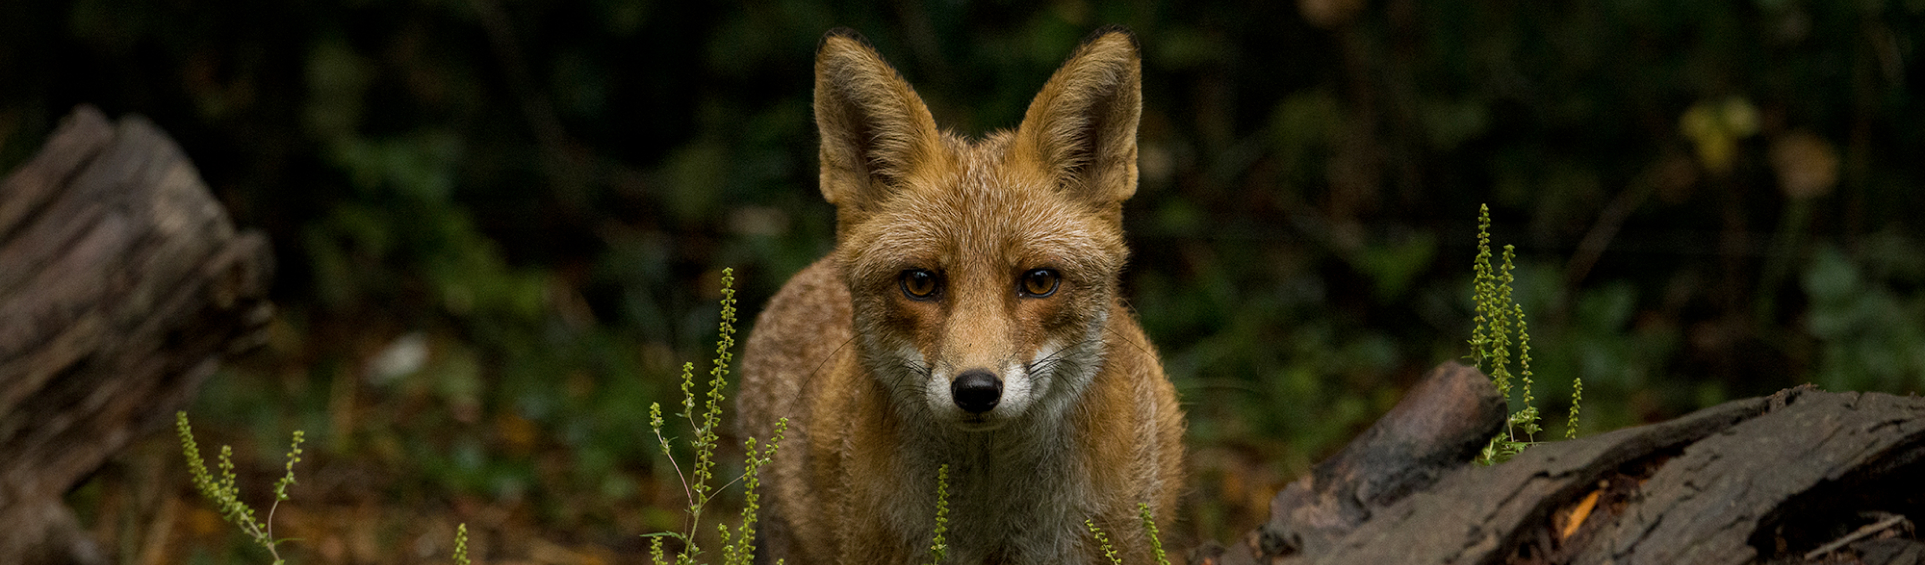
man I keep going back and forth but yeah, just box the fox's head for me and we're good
[813,28,1142,432]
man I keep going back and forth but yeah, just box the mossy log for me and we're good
[0,106,274,565]
[1199,363,1925,565]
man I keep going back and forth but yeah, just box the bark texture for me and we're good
[1199,364,1925,565]
[0,106,274,565]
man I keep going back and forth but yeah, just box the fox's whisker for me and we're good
[1024,337,1102,376]
[804,334,860,383]
[1101,326,1156,360]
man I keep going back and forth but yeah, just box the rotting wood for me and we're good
[1201,368,1925,565]
[0,106,274,565]
[1253,361,1507,559]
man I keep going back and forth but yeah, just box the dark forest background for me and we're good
[3,0,1922,562]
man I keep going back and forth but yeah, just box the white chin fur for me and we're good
[917,343,1067,430]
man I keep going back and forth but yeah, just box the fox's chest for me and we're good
[938,515,1087,565]
[880,446,1098,564]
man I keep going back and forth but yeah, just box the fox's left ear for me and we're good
[1013,27,1142,207]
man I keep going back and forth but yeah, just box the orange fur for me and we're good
[738,27,1184,565]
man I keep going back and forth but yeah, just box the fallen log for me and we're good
[0,106,274,565]
[1202,363,1925,565]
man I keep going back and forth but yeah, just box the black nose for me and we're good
[952,370,1002,413]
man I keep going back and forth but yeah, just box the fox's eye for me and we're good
[1019,269,1060,298]
[900,269,940,300]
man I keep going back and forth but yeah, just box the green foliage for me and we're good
[1803,244,1925,392]
[1086,519,1123,565]
[176,411,303,565]
[926,464,950,565]
[1567,377,1583,440]
[646,268,785,565]
[179,411,478,565]
[1469,205,1582,465]
[720,420,787,565]
[1080,504,1170,565]
[1139,503,1171,565]
[1468,206,1511,392]
[695,269,741,505]
[454,523,470,565]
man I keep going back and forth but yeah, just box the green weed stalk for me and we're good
[1567,376,1583,440]
[177,271,762,565]
[925,464,950,565]
[1082,504,1169,565]
[453,523,470,565]
[1469,204,1582,464]
[1086,519,1123,565]
[176,412,303,565]
[646,268,787,565]
[1138,503,1170,565]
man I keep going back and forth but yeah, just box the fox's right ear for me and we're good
[1012,28,1142,209]
[814,29,943,223]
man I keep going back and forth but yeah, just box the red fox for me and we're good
[738,27,1184,565]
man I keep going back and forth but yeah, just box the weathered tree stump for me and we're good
[1201,363,1925,565]
[0,106,274,565]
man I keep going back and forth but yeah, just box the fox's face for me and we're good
[813,30,1142,431]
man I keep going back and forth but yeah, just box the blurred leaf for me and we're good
[659,140,731,224]
[1420,98,1490,150]
[1350,232,1437,300]
[304,39,372,141]
[1679,97,1759,175]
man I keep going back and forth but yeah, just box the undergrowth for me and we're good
[1085,505,1173,565]
[175,412,303,564]
[644,267,791,565]
[1470,204,1583,465]
[1087,518,1123,565]
[926,464,950,565]
[1139,502,1172,565]
[177,412,471,563]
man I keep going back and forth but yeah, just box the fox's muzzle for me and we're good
[951,369,1002,413]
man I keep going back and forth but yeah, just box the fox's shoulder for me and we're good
[738,258,853,440]
[753,257,850,334]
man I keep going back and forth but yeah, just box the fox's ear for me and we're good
[814,29,943,220]
[1013,27,1142,206]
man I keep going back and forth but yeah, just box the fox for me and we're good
[736,27,1185,565]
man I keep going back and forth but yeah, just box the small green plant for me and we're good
[925,464,950,565]
[182,269,767,564]
[1083,504,1170,565]
[1566,376,1582,440]
[182,411,497,565]
[453,523,470,565]
[717,420,786,565]
[176,411,304,564]
[1469,204,1582,464]
[1086,519,1123,565]
[644,268,788,565]
[1138,503,1170,565]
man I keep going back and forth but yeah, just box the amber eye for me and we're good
[900,269,940,299]
[1019,268,1060,297]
